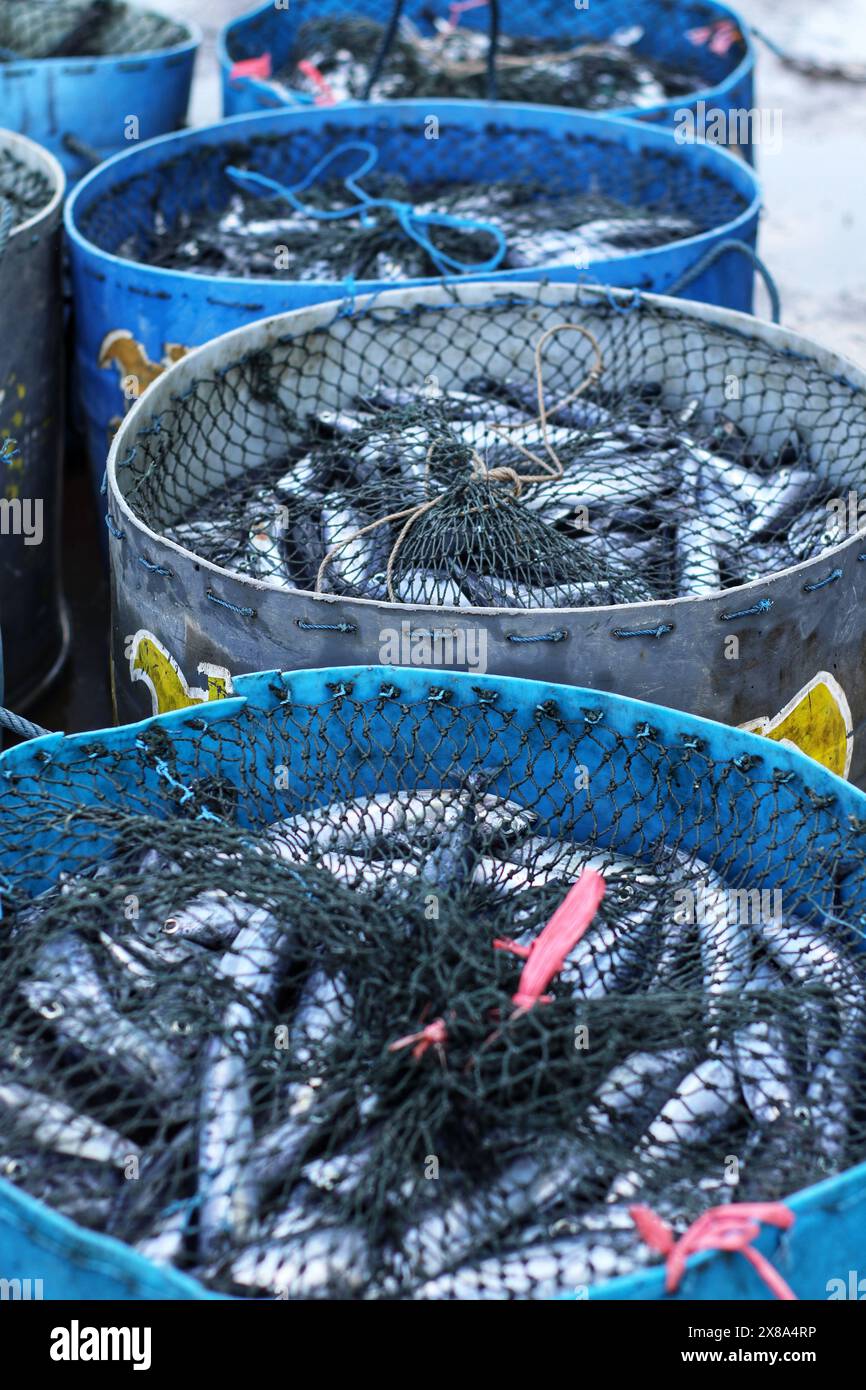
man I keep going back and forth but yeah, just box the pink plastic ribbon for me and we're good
[447,0,489,30]
[687,21,742,56]
[630,1202,797,1300]
[389,1017,448,1060]
[296,59,337,105]
[495,869,606,1014]
[230,53,272,82]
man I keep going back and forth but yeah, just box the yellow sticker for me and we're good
[740,671,853,779]
[128,631,232,716]
[99,330,190,403]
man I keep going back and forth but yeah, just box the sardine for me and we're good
[291,971,354,1072]
[228,1220,370,1298]
[393,569,473,607]
[607,1051,740,1203]
[0,1078,138,1167]
[733,965,799,1126]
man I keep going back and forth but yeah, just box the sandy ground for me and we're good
[24,0,866,735]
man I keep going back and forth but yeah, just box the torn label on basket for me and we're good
[741,671,853,781]
[128,630,233,716]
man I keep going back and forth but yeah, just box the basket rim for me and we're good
[215,0,757,123]
[105,278,866,618]
[63,98,761,290]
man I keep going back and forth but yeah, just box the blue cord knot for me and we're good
[226,142,508,278]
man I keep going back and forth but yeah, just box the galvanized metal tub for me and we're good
[106,280,866,786]
[0,129,68,709]
[219,0,756,156]
[0,2,199,182]
[1,663,866,1299]
[65,100,762,506]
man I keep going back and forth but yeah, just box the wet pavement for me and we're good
[20,0,866,737]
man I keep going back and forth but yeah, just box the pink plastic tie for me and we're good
[687,21,741,55]
[389,1017,448,1060]
[447,0,489,30]
[230,53,272,81]
[507,869,606,1013]
[297,59,337,105]
[630,1202,797,1300]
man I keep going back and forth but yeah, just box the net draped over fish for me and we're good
[0,0,188,61]
[76,119,747,288]
[113,286,864,612]
[1,667,865,1299]
[223,0,748,113]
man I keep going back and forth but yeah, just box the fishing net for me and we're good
[1,674,864,1299]
[0,0,189,61]
[225,0,744,110]
[114,288,865,612]
[76,121,744,285]
[0,146,54,230]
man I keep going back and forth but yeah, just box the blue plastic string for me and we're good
[803,568,842,593]
[506,629,568,644]
[206,590,256,618]
[225,143,508,277]
[719,597,773,621]
[612,623,674,640]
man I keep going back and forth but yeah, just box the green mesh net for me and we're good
[115,290,866,612]
[0,0,190,61]
[1,679,865,1298]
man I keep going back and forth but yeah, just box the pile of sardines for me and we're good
[277,15,701,109]
[164,376,840,608]
[122,182,698,282]
[2,786,861,1298]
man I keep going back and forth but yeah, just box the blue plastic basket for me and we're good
[64,101,761,505]
[0,665,865,1299]
[0,4,199,182]
[219,0,755,152]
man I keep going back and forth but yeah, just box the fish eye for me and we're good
[2,1159,24,1178]
[794,1104,811,1122]
[40,1001,64,1020]
[170,1019,193,1036]
[163,918,179,935]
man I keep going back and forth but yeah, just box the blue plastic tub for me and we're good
[219,0,755,153]
[0,665,865,1299]
[64,101,761,503]
[0,3,199,182]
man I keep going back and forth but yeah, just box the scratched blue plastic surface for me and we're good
[0,20,199,181]
[0,666,863,1299]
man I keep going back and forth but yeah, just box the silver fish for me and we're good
[393,569,473,607]
[228,1219,370,1298]
[399,1141,600,1285]
[559,906,657,999]
[0,1078,138,1167]
[695,871,751,1037]
[162,890,272,949]
[676,515,720,596]
[412,1230,648,1300]
[21,933,188,1097]
[197,1005,258,1259]
[746,468,821,538]
[608,1050,740,1203]
[320,497,388,596]
[786,503,845,562]
[291,970,354,1072]
[248,517,296,591]
[733,964,798,1126]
